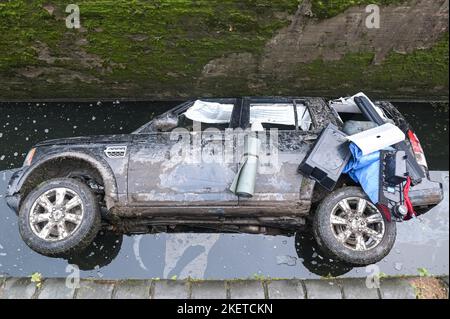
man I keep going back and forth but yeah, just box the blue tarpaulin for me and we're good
[343,143,380,203]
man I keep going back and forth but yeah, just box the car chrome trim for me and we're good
[104,146,127,159]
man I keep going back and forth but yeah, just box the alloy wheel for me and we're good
[29,187,84,241]
[330,197,385,251]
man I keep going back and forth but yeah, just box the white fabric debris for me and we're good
[184,100,233,123]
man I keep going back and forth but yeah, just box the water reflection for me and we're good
[162,233,220,279]
[294,232,353,277]
[0,101,177,171]
[0,170,448,280]
[64,231,123,271]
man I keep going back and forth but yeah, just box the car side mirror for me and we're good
[150,113,179,132]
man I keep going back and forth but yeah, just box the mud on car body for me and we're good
[5,96,444,265]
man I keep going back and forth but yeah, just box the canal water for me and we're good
[0,100,448,279]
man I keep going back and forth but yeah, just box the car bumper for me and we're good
[5,168,25,213]
[5,193,21,213]
[409,174,444,214]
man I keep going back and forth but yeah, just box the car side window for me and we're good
[249,102,312,131]
[176,100,234,131]
[177,114,230,131]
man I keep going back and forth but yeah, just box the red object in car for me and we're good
[377,203,392,222]
[403,177,416,221]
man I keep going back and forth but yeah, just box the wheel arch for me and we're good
[16,151,118,210]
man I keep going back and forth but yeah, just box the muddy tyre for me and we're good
[19,178,101,257]
[312,187,396,266]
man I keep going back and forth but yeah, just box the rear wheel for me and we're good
[19,178,101,257]
[312,187,396,266]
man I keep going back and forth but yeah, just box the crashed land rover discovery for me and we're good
[5,94,444,266]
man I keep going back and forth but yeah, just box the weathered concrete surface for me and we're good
[0,278,37,299]
[153,280,190,299]
[191,280,227,299]
[228,280,266,299]
[204,0,449,98]
[342,278,380,299]
[75,280,115,299]
[256,0,448,66]
[0,276,448,299]
[266,280,305,299]
[303,279,343,299]
[0,0,448,100]
[379,278,417,299]
[112,279,152,299]
[38,278,76,299]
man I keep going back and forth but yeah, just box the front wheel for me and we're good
[19,178,101,257]
[312,187,396,266]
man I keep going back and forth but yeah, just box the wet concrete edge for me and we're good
[0,276,447,299]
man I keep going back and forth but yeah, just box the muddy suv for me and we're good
[5,96,443,266]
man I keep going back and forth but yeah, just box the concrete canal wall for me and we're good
[0,0,448,100]
[0,276,448,299]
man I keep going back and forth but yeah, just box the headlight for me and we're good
[23,148,36,166]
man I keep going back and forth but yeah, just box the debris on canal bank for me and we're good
[410,277,449,299]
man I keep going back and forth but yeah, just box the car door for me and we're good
[237,98,316,214]
[127,103,239,208]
